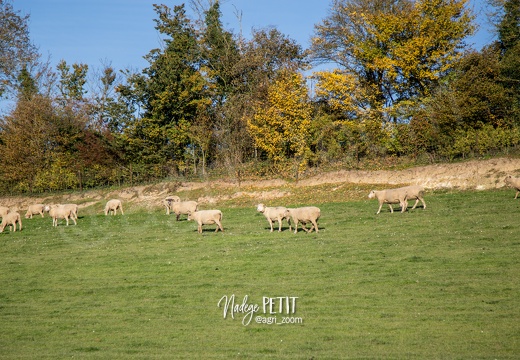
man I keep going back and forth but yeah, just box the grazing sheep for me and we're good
[49,205,77,226]
[505,175,520,199]
[369,185,426,214]
[163,195,181,215]
[169,201,198,221]
[187,210,223,233]
[284,207,321,234]
[0,212,22,232]
[25,204,46,219]
[368,189,409,214]
[104,199,124,216]
[0,206,10,218]
[256,204,291,232]
[62,203,79,220]
[399,185,426,210]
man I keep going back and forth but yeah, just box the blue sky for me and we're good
[13,0,495,73]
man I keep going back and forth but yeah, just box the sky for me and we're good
[12,0,495,73]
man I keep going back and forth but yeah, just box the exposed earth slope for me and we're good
[2,157,520,213]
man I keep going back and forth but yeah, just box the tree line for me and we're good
[0,0,519,194]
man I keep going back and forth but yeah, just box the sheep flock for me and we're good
[1,175,519,235]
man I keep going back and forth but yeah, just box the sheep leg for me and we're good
[311,220,319,233]
[411,198,419,210]
[400,199,408,213]
[120,205,124,215]
[387,203,394,213]
[277,217,282,232]
[176,213,180,221]
[515,190,519,199]
[300,222,310,233]
[376,202,384,214]
[268,219,274,232]
[198,224,203,234]
[215,220,223,233]
[293,221,299,234]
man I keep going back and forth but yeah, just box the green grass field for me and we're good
[1,189,519,359]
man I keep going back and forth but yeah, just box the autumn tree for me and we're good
[217,27,307,176]
[0,94,88,192]
[0,0,38,98]
[247,71,312,174]
[311,0,475,123]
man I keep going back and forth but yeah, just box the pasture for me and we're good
[0,189,519,359]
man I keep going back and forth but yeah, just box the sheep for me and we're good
[62,203,79,220]
[504,175,520,199]
[256,203,291,232]
[369,185,426,214]
[399,185,426,210]
[46,204,79,219]
[283,207,321,234]
[0,206,10,218]
[104,199,124,216]
[187,210,223,234]
[368,188,409,214]
[25,204,46,219]
[49,205,77,226]
[0,212,22,232]
[163,195,181,215]
[169,200,198,221]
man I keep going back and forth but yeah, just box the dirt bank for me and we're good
[2,157,520,212]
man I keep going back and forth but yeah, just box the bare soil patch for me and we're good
[2,157,520,212]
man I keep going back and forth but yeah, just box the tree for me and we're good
[311,0,475,123]
[215,27,307,176]
[201,0,240,102]
[0,95,85,192]
[57,60,88,105]
[118,4,209,175]
[493,0,520,52]
[247,71,312,172]
[0,0,38,98]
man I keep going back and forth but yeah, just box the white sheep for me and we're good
[187,210,224,234]
[399,185,426,210]
[283,207,321,234]
[0,212,22,232]
[163,195,181,215]
[25,204,46,219]
[504,175,520,199]
[0,206,10,218]
[104,199,124,216]
[49,205,77,226]
[62,203,79,220]
[368,188,409,214]
[169,200,198,221]
[256,203,291,232]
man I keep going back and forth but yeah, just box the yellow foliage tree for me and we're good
[247,71,312,169]
[311,0,475,122]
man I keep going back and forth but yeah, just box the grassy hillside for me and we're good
[1,189,519,359]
